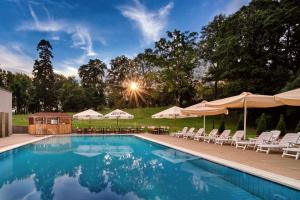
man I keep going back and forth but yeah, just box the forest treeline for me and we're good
[0,0,299,126]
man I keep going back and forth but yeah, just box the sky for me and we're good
[0,0,249,77]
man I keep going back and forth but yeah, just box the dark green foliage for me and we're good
[32,39,55,111]
[276,114,287,135]
[295,120,300,133]
[236,114,244,130]
[218,116,226,133]
[256,113,267,134]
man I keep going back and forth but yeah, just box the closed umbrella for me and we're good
[182,101,228,132]
[206,92,283,138]
[104,109,134,126]
[274,88,300,106]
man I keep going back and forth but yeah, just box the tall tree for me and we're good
[151,30,199,106]
[32,39,56,111]
[78,59,107,109]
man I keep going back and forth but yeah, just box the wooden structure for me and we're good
[0,88,12,137]
[28,112,72,135]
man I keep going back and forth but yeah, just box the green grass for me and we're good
[13,107,257,137]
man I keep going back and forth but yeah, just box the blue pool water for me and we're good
[0,136,299,200]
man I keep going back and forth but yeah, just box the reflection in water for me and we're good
[0,136,298,200]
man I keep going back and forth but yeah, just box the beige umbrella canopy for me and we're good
[152,106,196,119]
[104,109,134,126]
[182,101,228,132]
[274,88,300,106]
[206,92,283,138]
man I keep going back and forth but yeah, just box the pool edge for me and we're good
[134,134,300,191]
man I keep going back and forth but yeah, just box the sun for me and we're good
[129,81,139,91]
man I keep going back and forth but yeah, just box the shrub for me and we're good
[295,120,300,133]
[218,116,226,133]
[236,114,244,130]
[256,113,267,134]
[276,114,286,135]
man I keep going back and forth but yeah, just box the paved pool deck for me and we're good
[138,134,300,180]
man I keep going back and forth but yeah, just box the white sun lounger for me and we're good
[215,130,244,146]
[203,129,219,143]
[174,127,188,137]
[188,128,204,140]
[282,133,300,159]
[235,132,272,150]
[183,128,195,139]
[256,133,300,154]
[213,130,231,144]
[193,128,206,141]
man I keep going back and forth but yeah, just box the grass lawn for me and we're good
[13,107,257,138]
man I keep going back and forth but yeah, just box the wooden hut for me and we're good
[28,112,72,135]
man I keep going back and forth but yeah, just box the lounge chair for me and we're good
[183,128,195,139]
[235,132,272,150]
[193,128,206,141]
[190,128,204,140]
[203,129,219,143]
[215,130,244,146]
[213,130,231,144]
[174,127,188,137]
[270,130,281,142]
[256,133,300,154]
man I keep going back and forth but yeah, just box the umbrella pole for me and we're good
[203,115,206,133]
[243,101,247,139]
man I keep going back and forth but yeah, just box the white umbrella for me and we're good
[73,109,103,120]
[182,101,228,132]
[152,106,196,119]
[206,92,283,138]
[274,88,300,106]
[73,109,103,128]
[104,109,134,126]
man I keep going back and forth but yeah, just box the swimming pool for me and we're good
[0,135,299,200]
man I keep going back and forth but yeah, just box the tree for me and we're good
[151,30,199,106]
[218,116,226,133]
[256,113,267,134]
[79,59,107,110]
[236,114,244,130]
[295,120,300,133]
[276,114,287,135]
[32,39,56,111]
[106,56,138,107]
[58,77,85,112]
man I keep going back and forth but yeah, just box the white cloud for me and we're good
[222,0,250,15]
[119,0,173,44]
[18,3,99,57]
[0,44,34,74]
[54,54,87,77]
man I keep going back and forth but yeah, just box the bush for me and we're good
[276,114,286,135]
[295,120,300,133]
[218,116,226,133]
[236,114,244,130]
[256,113,267,134]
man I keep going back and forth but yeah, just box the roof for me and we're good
[29,112,71,118]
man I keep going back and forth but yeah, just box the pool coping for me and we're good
[0,135,53,154]
[135,134,300,191]
[1,134,299,191]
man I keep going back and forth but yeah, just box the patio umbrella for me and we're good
[206,92,283,138]
[152,106,196,119]
[274,88,300,106]
[182,101,228,132]
[73,109,103,127]
[104,109,134,126]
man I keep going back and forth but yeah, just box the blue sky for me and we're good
[0,0,249,76]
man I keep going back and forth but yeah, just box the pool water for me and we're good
[0,136,299,200]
